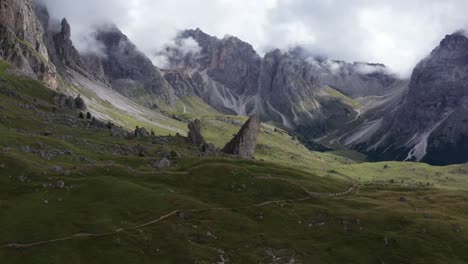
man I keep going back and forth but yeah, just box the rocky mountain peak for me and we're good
[53,17,80,68]
[439,32,468,48]
[429,32,468,60]
[95,24,129,49]
[59,18,71,40]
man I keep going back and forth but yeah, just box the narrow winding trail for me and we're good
[0,179,359,250]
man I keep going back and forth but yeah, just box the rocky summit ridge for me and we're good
[0,0,467,165]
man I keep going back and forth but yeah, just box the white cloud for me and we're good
[153,36,201,68]
[39,0,468,77]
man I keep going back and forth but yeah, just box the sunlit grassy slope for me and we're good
[1,60,468,263]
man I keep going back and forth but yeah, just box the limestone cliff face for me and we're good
[258,50,322,129]
[350,33,468,165]
[95,25,176,108]
[178,29,261,96]
[0,0,57,87]
[167,29,357,135]
[163,70,196,98]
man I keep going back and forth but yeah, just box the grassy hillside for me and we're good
[1,61,468,263]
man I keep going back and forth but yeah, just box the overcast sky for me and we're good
[40,0,468,77]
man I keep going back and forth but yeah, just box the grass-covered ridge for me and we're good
[322,86,362,109]
[1,60,468,263]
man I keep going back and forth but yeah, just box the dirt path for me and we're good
[0,180,359,250]
[256,175,359,197]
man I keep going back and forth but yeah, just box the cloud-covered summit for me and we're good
[38,0,468,76]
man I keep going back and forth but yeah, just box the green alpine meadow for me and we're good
[1,0,468,263]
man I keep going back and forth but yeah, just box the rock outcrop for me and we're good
[52,18,81,69]
[222,116,261,158]
[55,94,86,110]
[0,0,57,87]
[187,119,206,146]
[134,126,150,138]
[187,119,217,153]
[152,157,171,169]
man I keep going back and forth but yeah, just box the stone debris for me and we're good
[152,158,171,168]
[55,180,65,189]
[51,165,63,172]
[134,126,150,138]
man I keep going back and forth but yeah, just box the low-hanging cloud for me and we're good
[38,0,468,77]
[153,36,202,68]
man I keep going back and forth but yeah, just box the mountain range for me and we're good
[1,0,466,165]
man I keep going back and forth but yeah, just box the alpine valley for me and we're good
[0,0,467,263]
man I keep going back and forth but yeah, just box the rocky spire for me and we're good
[222,116,261,158]
[53,18,81,68]
[59,18,71,41]
[187,119,207,146]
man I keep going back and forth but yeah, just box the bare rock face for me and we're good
[179,28,262,96]
[353,32,468,165]
[163,70,198,98]
[94,25,176,108]
[152,157,171,169]
[187,119,206,146]
[134,126,150,138]
[55,94,86,110]
[222,116,261,158]
[74,95,86,110]
[187,119,217,153]
[0,0,57,88]
[168,29,357,136]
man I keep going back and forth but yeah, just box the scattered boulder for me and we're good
[21,145,33,153]
[152,158,171,168]
[201,143,217,153]
[170,150,182,159]
[55,94,86,110]
[222,116,261,158]
[55,180,65,189]
[51,165,63,172]
[3,146,11,152]
[111,127,127,138]
[134,126,150,138]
